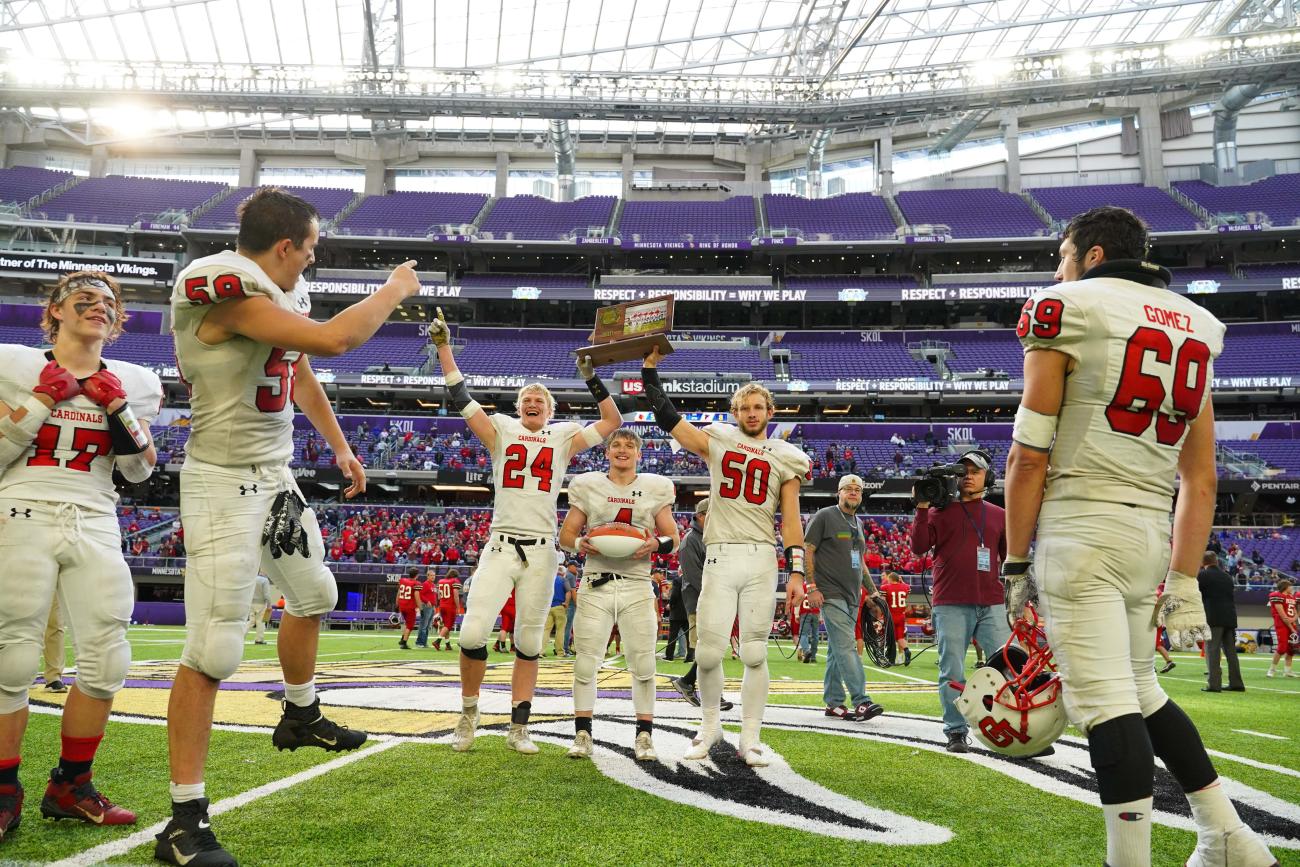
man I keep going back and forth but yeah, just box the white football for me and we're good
[587,523,650,558]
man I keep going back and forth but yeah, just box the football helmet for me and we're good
[952,606,1067,758]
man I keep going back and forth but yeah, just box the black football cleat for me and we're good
[154,798,237,866]
[0,783,22,843]
[272,699,367,753]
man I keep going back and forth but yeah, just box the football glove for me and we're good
[33,360,81,404]
[1001,555,1037,618]
[262,490,310,560]
[81,369,127,408]
[428,306,451,348]
[1152,569,1210,650]
[576,353,596,381]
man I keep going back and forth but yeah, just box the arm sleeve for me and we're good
[1016,287,1089,363]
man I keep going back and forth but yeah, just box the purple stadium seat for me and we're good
[339,191,487,237]
[35,176,227,226]
[1174,174,1300,227]
[618,197,756,244]
[894,188,1047,238]
[1029,184,1199,232]
[192,185,356,230]
[480,196,616,241]
[0,166,74,206]
[762,193,898,240]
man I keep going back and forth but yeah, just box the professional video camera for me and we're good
[911,462,967,510]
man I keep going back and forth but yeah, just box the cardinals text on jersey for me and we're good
[171,250,312,468]
[701,423,810,545]
[567,471,675,581]
[486,413,585,538]
[1018,278,1225,510]
[0,344,162,513]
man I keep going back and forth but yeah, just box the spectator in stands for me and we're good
[909,449,1013,754]
[1198,551,1244,693]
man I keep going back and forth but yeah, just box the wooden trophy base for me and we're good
[572,333,674,368]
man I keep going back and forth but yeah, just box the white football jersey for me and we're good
[701,423,810,545]
[171,250,313,468]
[486,414,585,539]
[0,344,162,514]
[1018,273,1225,510]
[568,470,675,581]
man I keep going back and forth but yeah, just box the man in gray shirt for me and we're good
[804,475,884,721]
[669,498,732,712]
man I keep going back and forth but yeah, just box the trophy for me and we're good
[573,294,676,367]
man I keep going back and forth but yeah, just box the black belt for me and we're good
[495,533,548,565]
[588,572,632,589]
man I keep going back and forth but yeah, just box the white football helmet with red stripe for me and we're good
[953,606,1067,757]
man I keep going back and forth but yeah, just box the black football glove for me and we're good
[262,490,311,560]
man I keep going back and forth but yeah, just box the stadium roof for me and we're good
[2,0,1300,142]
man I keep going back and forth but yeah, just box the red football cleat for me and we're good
[0,783,22,842]
[40,772,136,826]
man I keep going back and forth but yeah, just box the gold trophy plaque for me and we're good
[573,294,675,367]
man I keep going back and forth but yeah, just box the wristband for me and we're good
[108,404,149,455]
[585,375,610,403]
[785,545,806,576]
[656,535,675,555]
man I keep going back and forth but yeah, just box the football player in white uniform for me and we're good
[428,308,621,755]
[158,188,422,867]
[559,428,678,762]
[0,271,161,843]
[1002,207,1275,867]
[641,348,809,767]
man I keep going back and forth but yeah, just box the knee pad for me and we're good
[460,644,488,661]
[513,626,543,659]
[279,566,338,619]
[739,638,767,668]
[457,613,492,651]
[74,637,130,700]
[628,649,656,682]
[1144,700,1216,793]
[180,619,247,681]
[1087,713,1155,804]
[573,652,599,685]
[694,638,725,669]
[0,642,41,703]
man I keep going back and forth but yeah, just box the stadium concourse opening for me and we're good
[1,1,1300,865]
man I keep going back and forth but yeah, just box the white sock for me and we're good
[698,663,723,732]
[1187,781,1243,836]
[739,659,770,740]
[170,781,205,804]
[462,694,478,711]
[284,679,316,708]
[1103,797,1153,867]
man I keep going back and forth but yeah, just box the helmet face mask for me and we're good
[953,606,1067,757]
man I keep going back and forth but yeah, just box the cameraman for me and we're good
[909,449,1011,753]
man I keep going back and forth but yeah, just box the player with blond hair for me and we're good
[641,351,809,767]
[0,271,161,844]
[429,309,622,754]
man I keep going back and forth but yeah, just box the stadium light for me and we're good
[1165,40,1212,62]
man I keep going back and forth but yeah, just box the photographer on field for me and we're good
[908,449,1012,753]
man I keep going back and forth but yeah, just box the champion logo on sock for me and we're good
[1118,812,1145,822]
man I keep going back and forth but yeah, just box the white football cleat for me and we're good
[634,731,657,762]
[1265,669,1275,678]
[507,723,539,755]
[568,730,593,759]
[1185,825,1277,867]
[451,706,479,752]
[682,728,722,761]
[738,740,770,768]
[1286,670,1297,678]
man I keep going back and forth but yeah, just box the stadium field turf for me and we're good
[8,626,1298,866]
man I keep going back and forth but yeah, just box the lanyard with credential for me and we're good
[958,500,986,548]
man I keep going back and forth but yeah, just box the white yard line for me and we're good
[1232,729,1290,741]
[864,664,932,684]
[49,737,406,867]
[1160,674,1300,694]
[1205,749,1300,780]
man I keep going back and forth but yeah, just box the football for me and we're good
[586,522,652,559]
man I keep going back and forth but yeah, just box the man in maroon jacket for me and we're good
[909,449,1011,753]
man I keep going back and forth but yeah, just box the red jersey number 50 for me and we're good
[718,451,771,505]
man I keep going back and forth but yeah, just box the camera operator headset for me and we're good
[907,447,1012,754]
